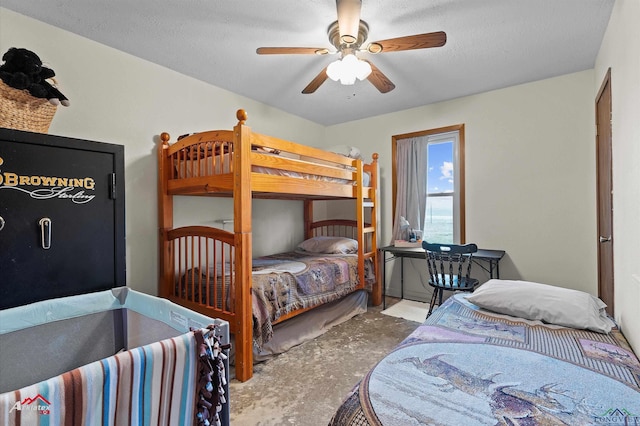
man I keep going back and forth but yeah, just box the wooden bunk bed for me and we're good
[158,109,380,381]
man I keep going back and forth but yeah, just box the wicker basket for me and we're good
[0,80,57,133]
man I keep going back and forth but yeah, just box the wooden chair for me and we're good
[423,241,479,317]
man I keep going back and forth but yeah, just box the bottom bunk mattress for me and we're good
[0,288,230,426]
[330,293,640,426]
[227,289,368,364]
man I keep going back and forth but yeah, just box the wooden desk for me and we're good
[379,245,506,308]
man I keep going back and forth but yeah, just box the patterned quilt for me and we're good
[330,294,640,425]
[251,251,361,348]
[182,251,365,349]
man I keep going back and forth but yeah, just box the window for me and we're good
[392,124,465,244]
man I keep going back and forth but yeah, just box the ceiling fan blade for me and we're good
[365,61,395,93]
[257,47,330,55]
[302,66,330,94]
[336,0,362,44]
[367,31,447,53]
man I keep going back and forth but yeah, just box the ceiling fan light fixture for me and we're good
[326,54,372,85]
[353,56,372,80]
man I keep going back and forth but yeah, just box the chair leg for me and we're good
[427,288,439,318]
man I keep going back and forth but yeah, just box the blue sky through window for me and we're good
[425,140,454,242]
[427,141,454,194]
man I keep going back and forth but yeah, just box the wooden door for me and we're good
[595,69,614,315]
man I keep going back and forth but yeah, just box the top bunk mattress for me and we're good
[174,150,371,186]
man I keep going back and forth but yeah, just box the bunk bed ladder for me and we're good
[362,153,381,306]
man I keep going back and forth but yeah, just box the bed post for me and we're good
[304,200,313,239]
[158,133,173,299]
[369,153,382,306]
[233,109,254,382]
[355,158,366,295]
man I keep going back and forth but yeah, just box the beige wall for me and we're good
[594,0,640,352]
[0,8,325,296]
[326,71,597,302]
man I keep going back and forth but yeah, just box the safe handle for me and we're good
[39,217,52,249]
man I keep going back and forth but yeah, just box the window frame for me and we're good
[392,124,466,244]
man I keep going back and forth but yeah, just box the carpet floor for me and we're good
[229,298,418,425]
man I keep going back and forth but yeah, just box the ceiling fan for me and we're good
[256,0,446,94]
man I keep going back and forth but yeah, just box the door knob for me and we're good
[0,216,4,231]
[599,235,612,243]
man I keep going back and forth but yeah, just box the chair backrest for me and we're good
[422,242,478,289]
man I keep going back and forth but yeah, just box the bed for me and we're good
[0,288,229,426]
[178,245,375,351]
[330,280,640,425]
[158,109,380,381]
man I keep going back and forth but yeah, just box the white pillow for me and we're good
[297,236,358,254]
[466,279,615,333]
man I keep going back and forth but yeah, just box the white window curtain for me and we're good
[392,136,428,242]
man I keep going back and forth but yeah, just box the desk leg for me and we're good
[382,252,387,309]
[488,259,501,279]
[401,258,404,300]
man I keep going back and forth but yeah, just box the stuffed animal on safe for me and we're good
[0,47,70,106]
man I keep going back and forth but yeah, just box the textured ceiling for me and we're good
[2,0,614,125]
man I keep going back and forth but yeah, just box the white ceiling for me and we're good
[3,0,614,126]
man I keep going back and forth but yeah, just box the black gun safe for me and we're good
[0,128,125,309]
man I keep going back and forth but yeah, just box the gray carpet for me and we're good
[229,299,418,425]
